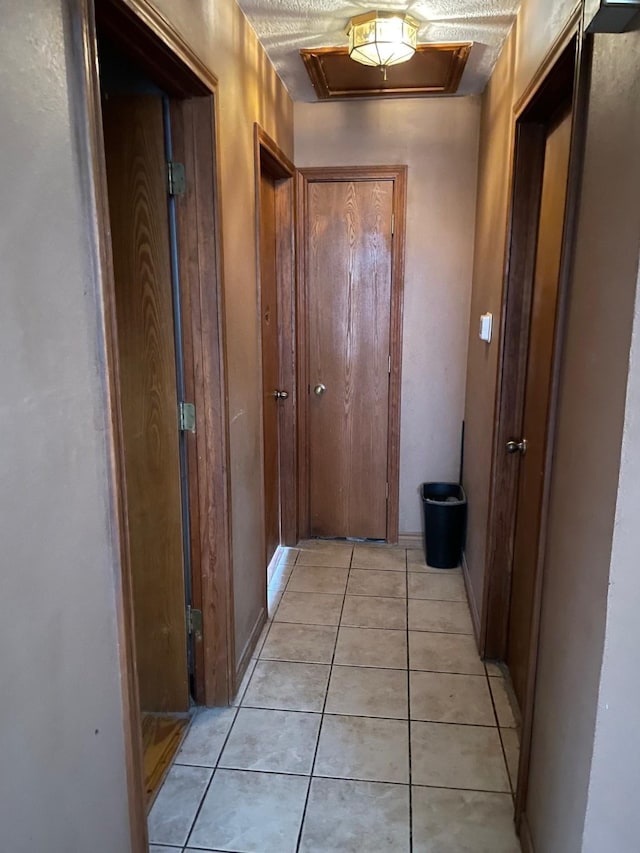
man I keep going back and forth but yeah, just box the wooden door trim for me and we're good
[478,15,590,836]
[296,166,407,543]
[254,125,298,554]
[77,1,234,848]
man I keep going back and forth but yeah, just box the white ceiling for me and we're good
[236,0,520,101]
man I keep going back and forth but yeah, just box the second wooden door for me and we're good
[305,178,394,539]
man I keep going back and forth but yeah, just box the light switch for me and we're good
[479,313,493,343]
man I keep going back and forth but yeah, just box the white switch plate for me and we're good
[479,313,493,343]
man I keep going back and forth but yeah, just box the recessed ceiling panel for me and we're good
[300,43,472,100]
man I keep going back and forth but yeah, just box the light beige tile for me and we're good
[288,565,349,594]
[411,722,510,791]
[260,622,337,663]
[297,540,353,567]
[408,549,462,574]
[189,769,308,853]
[410,672,494,725]
[409,631,484,675]
[315,714,409,783]
[279,547,300,566]
[335,626,407,669]
[352,546,406,571]
[326,666,408,719]
[268,584,286,617]
[408,572,466,601]
[274,590,344,626]
[176,707,237,767]
[299,778,410,853]
[412,786,520,853]
[243,660,330,712]
[500,728,520,791]
[147,764,212,847]
[231,658,257,707]
[347,568,407,598]
[252,619,272,659]
[485,661,504,677]
[408,599,473,634]
[490,677,518,728]
[341,595,407,630]
[219,708,320,774]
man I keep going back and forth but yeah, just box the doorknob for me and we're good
[314,383,326,396]
[273,390,289,400]
[506,438,528,455]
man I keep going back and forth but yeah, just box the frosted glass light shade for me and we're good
[347,11,418,69]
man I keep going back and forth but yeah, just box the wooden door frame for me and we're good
[253,125,298,558]
[74,0,234,848]
[296,166,407,544]
[476,4,590,841]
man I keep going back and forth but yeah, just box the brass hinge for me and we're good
[388,355,391,374]
[391,213,395,235]
[385,482,389,500]
[178,401,196,433]
[167,160,186,197]
[187,605,203,639]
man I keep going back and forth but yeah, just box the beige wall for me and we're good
[295,97,481,535]
[1,2,131,850]
[462,1,640,850]
[1,0,292,849]
[462,22,517,615]
[147,0,293,665]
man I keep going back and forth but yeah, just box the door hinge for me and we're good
[385,482,389,500]
[167,160,186,197]
[186,605,203,639]
[178,401,196,433]
[388,355,391,374]
[391,213,395,235]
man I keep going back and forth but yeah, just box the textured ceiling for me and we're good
[236,0,520,101]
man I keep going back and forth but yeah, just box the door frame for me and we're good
[477,6,590,838]
[296,166,407,543]
[74,0,235,847]
[253,125,298,561]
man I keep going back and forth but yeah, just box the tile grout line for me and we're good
[405,547,413,853]
[294,542,354,853]
[485,664,513,798]
[182,546,299,851]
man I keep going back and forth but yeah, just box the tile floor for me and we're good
[149,541,521,853]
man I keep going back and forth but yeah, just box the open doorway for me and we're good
[82,0,236,842]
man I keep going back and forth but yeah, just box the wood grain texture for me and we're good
[255,125,298,554]
[142,713,189,805]
[172,96,235,706]
[306,179,393,539]
[103,94,188,713]
[259,169,281,564]
[297,166,406,543]
[507,109,573,710]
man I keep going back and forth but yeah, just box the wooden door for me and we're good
[259,170,281,564]
[306,179,394,539]
[103,95,189,713]
[507,107,573,709]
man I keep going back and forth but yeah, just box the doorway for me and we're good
[479,26,587,832]
[85,0,235,844]
[297,167,407,543]
[254,127,297,582]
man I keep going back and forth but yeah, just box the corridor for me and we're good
[148,541,520,852]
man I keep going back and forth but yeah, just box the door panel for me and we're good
[259,170,281,564]
[507,108,573,709]
[103,95,189,712]
[306,180,393,539]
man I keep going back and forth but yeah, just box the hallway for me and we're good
[148,542,520,852]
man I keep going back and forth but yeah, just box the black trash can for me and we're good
[421,483,467,569]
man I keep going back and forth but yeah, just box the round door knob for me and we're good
[506,438,527,455]
[314,383,326,396]
[273,390,289,400]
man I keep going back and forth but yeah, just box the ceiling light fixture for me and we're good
[346,11,419,80]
